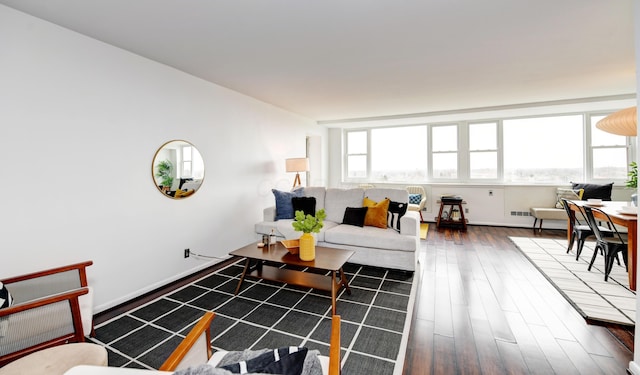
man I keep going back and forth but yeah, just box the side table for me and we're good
[436,196,467,231]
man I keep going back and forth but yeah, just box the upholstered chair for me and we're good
[406,186,427,222]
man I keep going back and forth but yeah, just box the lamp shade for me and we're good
[285,158,309,172]
[596,106,637,136]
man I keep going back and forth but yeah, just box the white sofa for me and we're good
[255,187,420,272]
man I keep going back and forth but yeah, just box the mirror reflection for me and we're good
[152,140,204,199]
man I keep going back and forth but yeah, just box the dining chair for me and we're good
[562,199,613,260]
[561,198,594,259]
[582,206,628,282]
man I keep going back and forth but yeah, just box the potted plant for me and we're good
[627,161,638,206]
[292,209,326,261]
[155,160,174,192]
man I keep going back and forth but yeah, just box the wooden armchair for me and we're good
[0,261,93,366]
[159,311,214,371]
[160,312,342,375]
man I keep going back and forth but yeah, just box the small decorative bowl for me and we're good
[280,240,300,255]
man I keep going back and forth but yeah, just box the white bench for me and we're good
[530,207,567,232]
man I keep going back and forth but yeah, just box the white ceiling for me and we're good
[1,0,636,122]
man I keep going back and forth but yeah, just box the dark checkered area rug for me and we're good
[90,259,418,375]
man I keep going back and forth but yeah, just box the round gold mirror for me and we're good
[152,140,204,199]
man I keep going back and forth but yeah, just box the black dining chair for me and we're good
[561,198,597,260]
[582,206,628,282]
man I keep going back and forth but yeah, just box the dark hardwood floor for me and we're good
[403,225,634,375]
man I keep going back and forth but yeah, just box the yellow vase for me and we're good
[299,232,316,261]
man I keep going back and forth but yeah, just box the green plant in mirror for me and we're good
[155,159,174,188]
[292,209,326,233]
[627,161,637,189]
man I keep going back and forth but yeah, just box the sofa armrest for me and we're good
[400,211,420,237]
[263,206,276,221]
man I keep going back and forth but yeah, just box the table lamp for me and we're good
[286,157,309,189]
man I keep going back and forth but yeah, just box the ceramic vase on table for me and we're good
[299,232,315,261]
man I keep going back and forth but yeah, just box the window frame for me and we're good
[342,109,634,185]
[586,112,633,183]
[344,129,370,181]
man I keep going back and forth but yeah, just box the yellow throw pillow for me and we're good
[363,197,390,228]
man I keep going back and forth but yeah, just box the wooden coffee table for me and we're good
[229,242,354,314]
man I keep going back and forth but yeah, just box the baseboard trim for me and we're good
[94,256,233,318]
[629,361,639,374]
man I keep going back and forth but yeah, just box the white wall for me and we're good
[0,5,327,312]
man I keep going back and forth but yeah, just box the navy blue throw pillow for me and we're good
[273,189,304,220]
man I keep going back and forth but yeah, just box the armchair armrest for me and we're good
[418,196,427,210]
[2,261,94,338]
[2,261,92,303]
[0,287,88,366]
[159,311,214,371]
[328,315,341,375]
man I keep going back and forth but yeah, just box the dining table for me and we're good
[566,200,638,291]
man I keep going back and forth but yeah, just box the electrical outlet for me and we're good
[184,248,190,258]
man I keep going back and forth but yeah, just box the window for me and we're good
[590,114,628,180]
[346,130,368,178]
[371,126,427,181]
[469,122,498,179]
[431,125,458,179]
[342,107,634,185]
[503,115,583,183]
[182,146,193,177]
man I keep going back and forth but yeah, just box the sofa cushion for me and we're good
[273,189,304,220]
[292,197,316,217]
[363,197,390,229]
[387,201,408,232]
[325,224,416,251]
[342,207,368,227]
[324,188,365,223]
[303,187,326,211]
[570,182,614,201]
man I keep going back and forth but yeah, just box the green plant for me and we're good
[155,159,174,188]
[627,161,637,189]
[292,209,327,233]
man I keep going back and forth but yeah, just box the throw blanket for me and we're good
[173,348,323,375]
[173,365,231,375]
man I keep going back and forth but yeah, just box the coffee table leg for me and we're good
[339,268,351,295]
[331,271,337,315]
[234,258,250,295]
